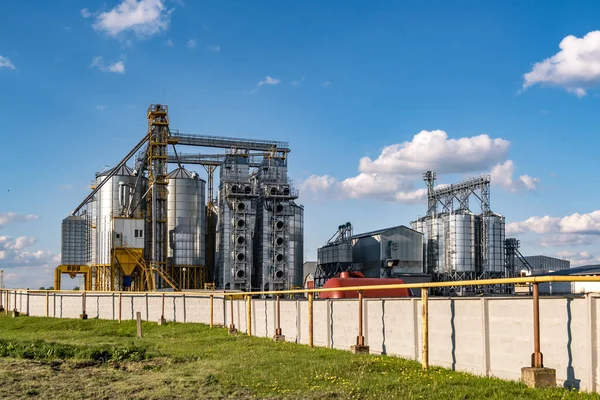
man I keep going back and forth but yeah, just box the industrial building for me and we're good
[315,223,424,287]
[517,255,570,273]
[56,104,303,292]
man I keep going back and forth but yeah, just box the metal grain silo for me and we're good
[427,216,445,273]
[94,165,147,266]
[167,167,206,267]
[483,212,505,273]
[444,211,476,272]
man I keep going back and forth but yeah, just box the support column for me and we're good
[521,283,556,388]
[228,296,237,334]
[421,288,428,370]
[351,291,369,354]
[273,295,285,342]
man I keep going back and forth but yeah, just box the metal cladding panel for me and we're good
[521,256,570,272]
[380,226,423,264]
[61,216,88,265]
[318,243,353,264]
[113,218,145,249]
[485,214,505,273]
[444,213,476,272]
[167,169,206,266]
[287,203,304,288]
[94,169,147,265]
[352,236,381,264]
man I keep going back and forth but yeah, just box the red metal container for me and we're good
[319,271,411,299]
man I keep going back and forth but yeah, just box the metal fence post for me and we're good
[80,292,88,319]
[46,292,49,317]
[308,292,314,347]
[118,292,122,323]
[532,283,543,368]
[247,295,252,336]
[273,295,285,341]
[209,295,214,328]
[421,288,429,370]
[228,296,237,334]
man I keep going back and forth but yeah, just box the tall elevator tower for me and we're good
[146,104,171,288]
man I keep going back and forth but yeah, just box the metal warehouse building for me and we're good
[351,225,423,278]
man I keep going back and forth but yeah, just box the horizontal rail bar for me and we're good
[11,275,600,297]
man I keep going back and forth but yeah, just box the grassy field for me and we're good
[0,313,598,400]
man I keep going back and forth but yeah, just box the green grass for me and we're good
[0,313,597,399]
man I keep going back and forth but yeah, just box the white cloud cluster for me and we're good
[81,8,92,18]
[0,236,58,267]
[300,130,537,204]
[90,57,125,74]
[539,234,599,248]
[523,30,600,97]
[92,0,172,38]
[206,45,220,52]
[291,77,305,86]
[490,160,539,192]
[0,212,39,229]
[165,39,174,47]
[360,130,510,175]
[0,56,16,70]
[507,210,600,235]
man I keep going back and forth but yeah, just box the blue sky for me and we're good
[2,0,600,288]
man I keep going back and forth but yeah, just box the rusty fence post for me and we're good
[531,283,543,368]
[273,295,285,342]
[46,292,49,317]
[351,291,370,354]
[209,295,214,328]
[421,288,429,370]
[228,296,237,334]
[6,290,10,314]
[308,292,314,347]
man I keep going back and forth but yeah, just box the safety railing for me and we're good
[2,275,600,374]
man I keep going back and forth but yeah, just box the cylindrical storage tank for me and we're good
[444,211,476,272]
[287,202,304,288]
[427,216,445,273]
[484,212,505,272]
[167,167,206,267]
[95,165,147,266]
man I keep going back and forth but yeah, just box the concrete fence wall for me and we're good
[3,291,598,393]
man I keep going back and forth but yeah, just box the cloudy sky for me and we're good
[2,0,600,288]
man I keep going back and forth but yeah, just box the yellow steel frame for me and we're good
[53,265,92,291]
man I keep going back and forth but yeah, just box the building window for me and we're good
[134,230,139,238]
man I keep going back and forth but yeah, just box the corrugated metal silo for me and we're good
[444,211,476,272]
[167,167,206,267]
[484,212,505,272]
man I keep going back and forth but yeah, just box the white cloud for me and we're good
[490,160,540,192]
[90,57,125,74]
[361,130,510,176]
[507,210,600,236]
[258,76,280,87]
[0,56,16,70]
[187,38,197,49]
[96,105,107,111]
[299,129,536,204]
[523,30,600,96]
[538,234,598,248]
[323,81,331,87]
[0,213,39,230]
[206,45,220,52]
[291,77,305,86]
[92,0,172,38]
[81,8,92,18]
[165,39,174,47]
